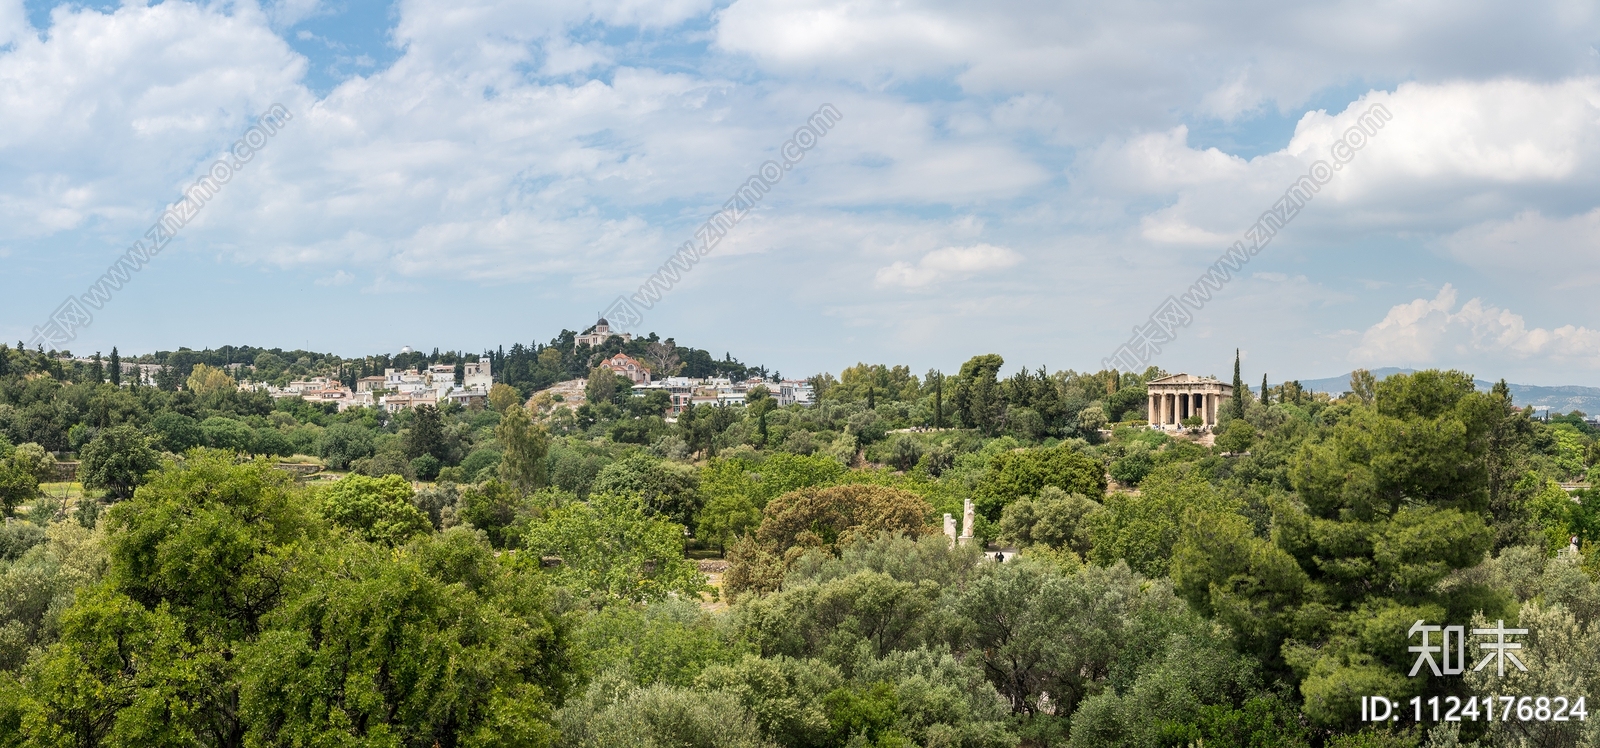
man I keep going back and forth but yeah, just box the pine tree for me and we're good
[109,347,121,386]
[1231,349,1245,419]
[1261,373,1270,405]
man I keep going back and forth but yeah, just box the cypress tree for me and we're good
[933,371,944,428]
[1261,373,1270,405]
[1230,349,1244,419]
[0,342,8,377]
[109,347,121,386]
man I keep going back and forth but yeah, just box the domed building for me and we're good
[575,318,634,348]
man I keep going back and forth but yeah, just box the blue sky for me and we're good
[2,0,1599,386]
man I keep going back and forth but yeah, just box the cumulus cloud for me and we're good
[1351,284,1600,368]
[715,0,1600,139]
[874,244,1022,288]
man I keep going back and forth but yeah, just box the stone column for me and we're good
[959,499,975,546]
[1148,394,1157,427]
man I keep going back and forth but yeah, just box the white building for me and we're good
[574,318,633,348]
[426,364,457,397]
[463,359,492,391]
[776,379,815,407]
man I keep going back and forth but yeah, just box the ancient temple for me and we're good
[1145,373,1232,430]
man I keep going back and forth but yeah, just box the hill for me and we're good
[1285,367,1600,414]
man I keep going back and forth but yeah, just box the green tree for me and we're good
[726,484,932,597]
[458,479,528,549]
[997,486,1102,557]
[405,403,448,463]
[974,444,1106,524]
[1216,418,1255,453]
[320,473,432,546]
[592,453,701,529]
[586,365,620,405]
[523,492,705,604]
[200,416,253,452]
[9,443,55,484]
[0,460,37,517]
[149,411,202,452]
[1260,373,1269,405]
[238,531,565,748]
[1090,465,1235,577]
[316,421,375,469]
[498,403,550,493]
[489,382,522,413]
[78,424,159,501]
[1349,368,1377,404]
[1232,348,1246,420]
[107,346,120,386]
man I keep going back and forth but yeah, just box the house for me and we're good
[356,376,386,393]
[602,353,651,385]
[776,380,815,407]
[447,389,488,408]
[575,318,634,348]
[382,390,438,413]
[463,359,492,391]
[384,368,430,394]
[426,364,457,396]
[301,383,354,408]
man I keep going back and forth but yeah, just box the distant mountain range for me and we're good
[1279,367,1600,415]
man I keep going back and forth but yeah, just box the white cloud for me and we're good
[1444,208,1600,289]
[313,269,355,286]
[874,243,1022,288]
[1352,284,1600,368]
[715,0,1600,139]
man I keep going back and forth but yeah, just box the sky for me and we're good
[1,0,1599,386]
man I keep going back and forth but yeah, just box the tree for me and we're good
[1077,404,1107,433]
[11,443,57,484]
[644,340,683,377]
[591,454,701,529]
[149,412,202,452]
[78,425,159,500]
[497,404,549,493]
[320,474,431,546]
[200,416,253,452]
[0,460,38,517]
[586,365,623,405]
[974,444,1107,524]
[237,531,564,747]
[1231,349,1246,420]
[1349,368,1377,404]
[523,492,705,603]
[998,486,1102,557]
[108,347,120,386]
[1260,373,1269,405]
[404,403,447,461]
[316,422,375,469]
[185,363,234,398]
[488,382,521,413]
[726,484,933,596]
[954,355,1006,435]
[1215,418,1254,453]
